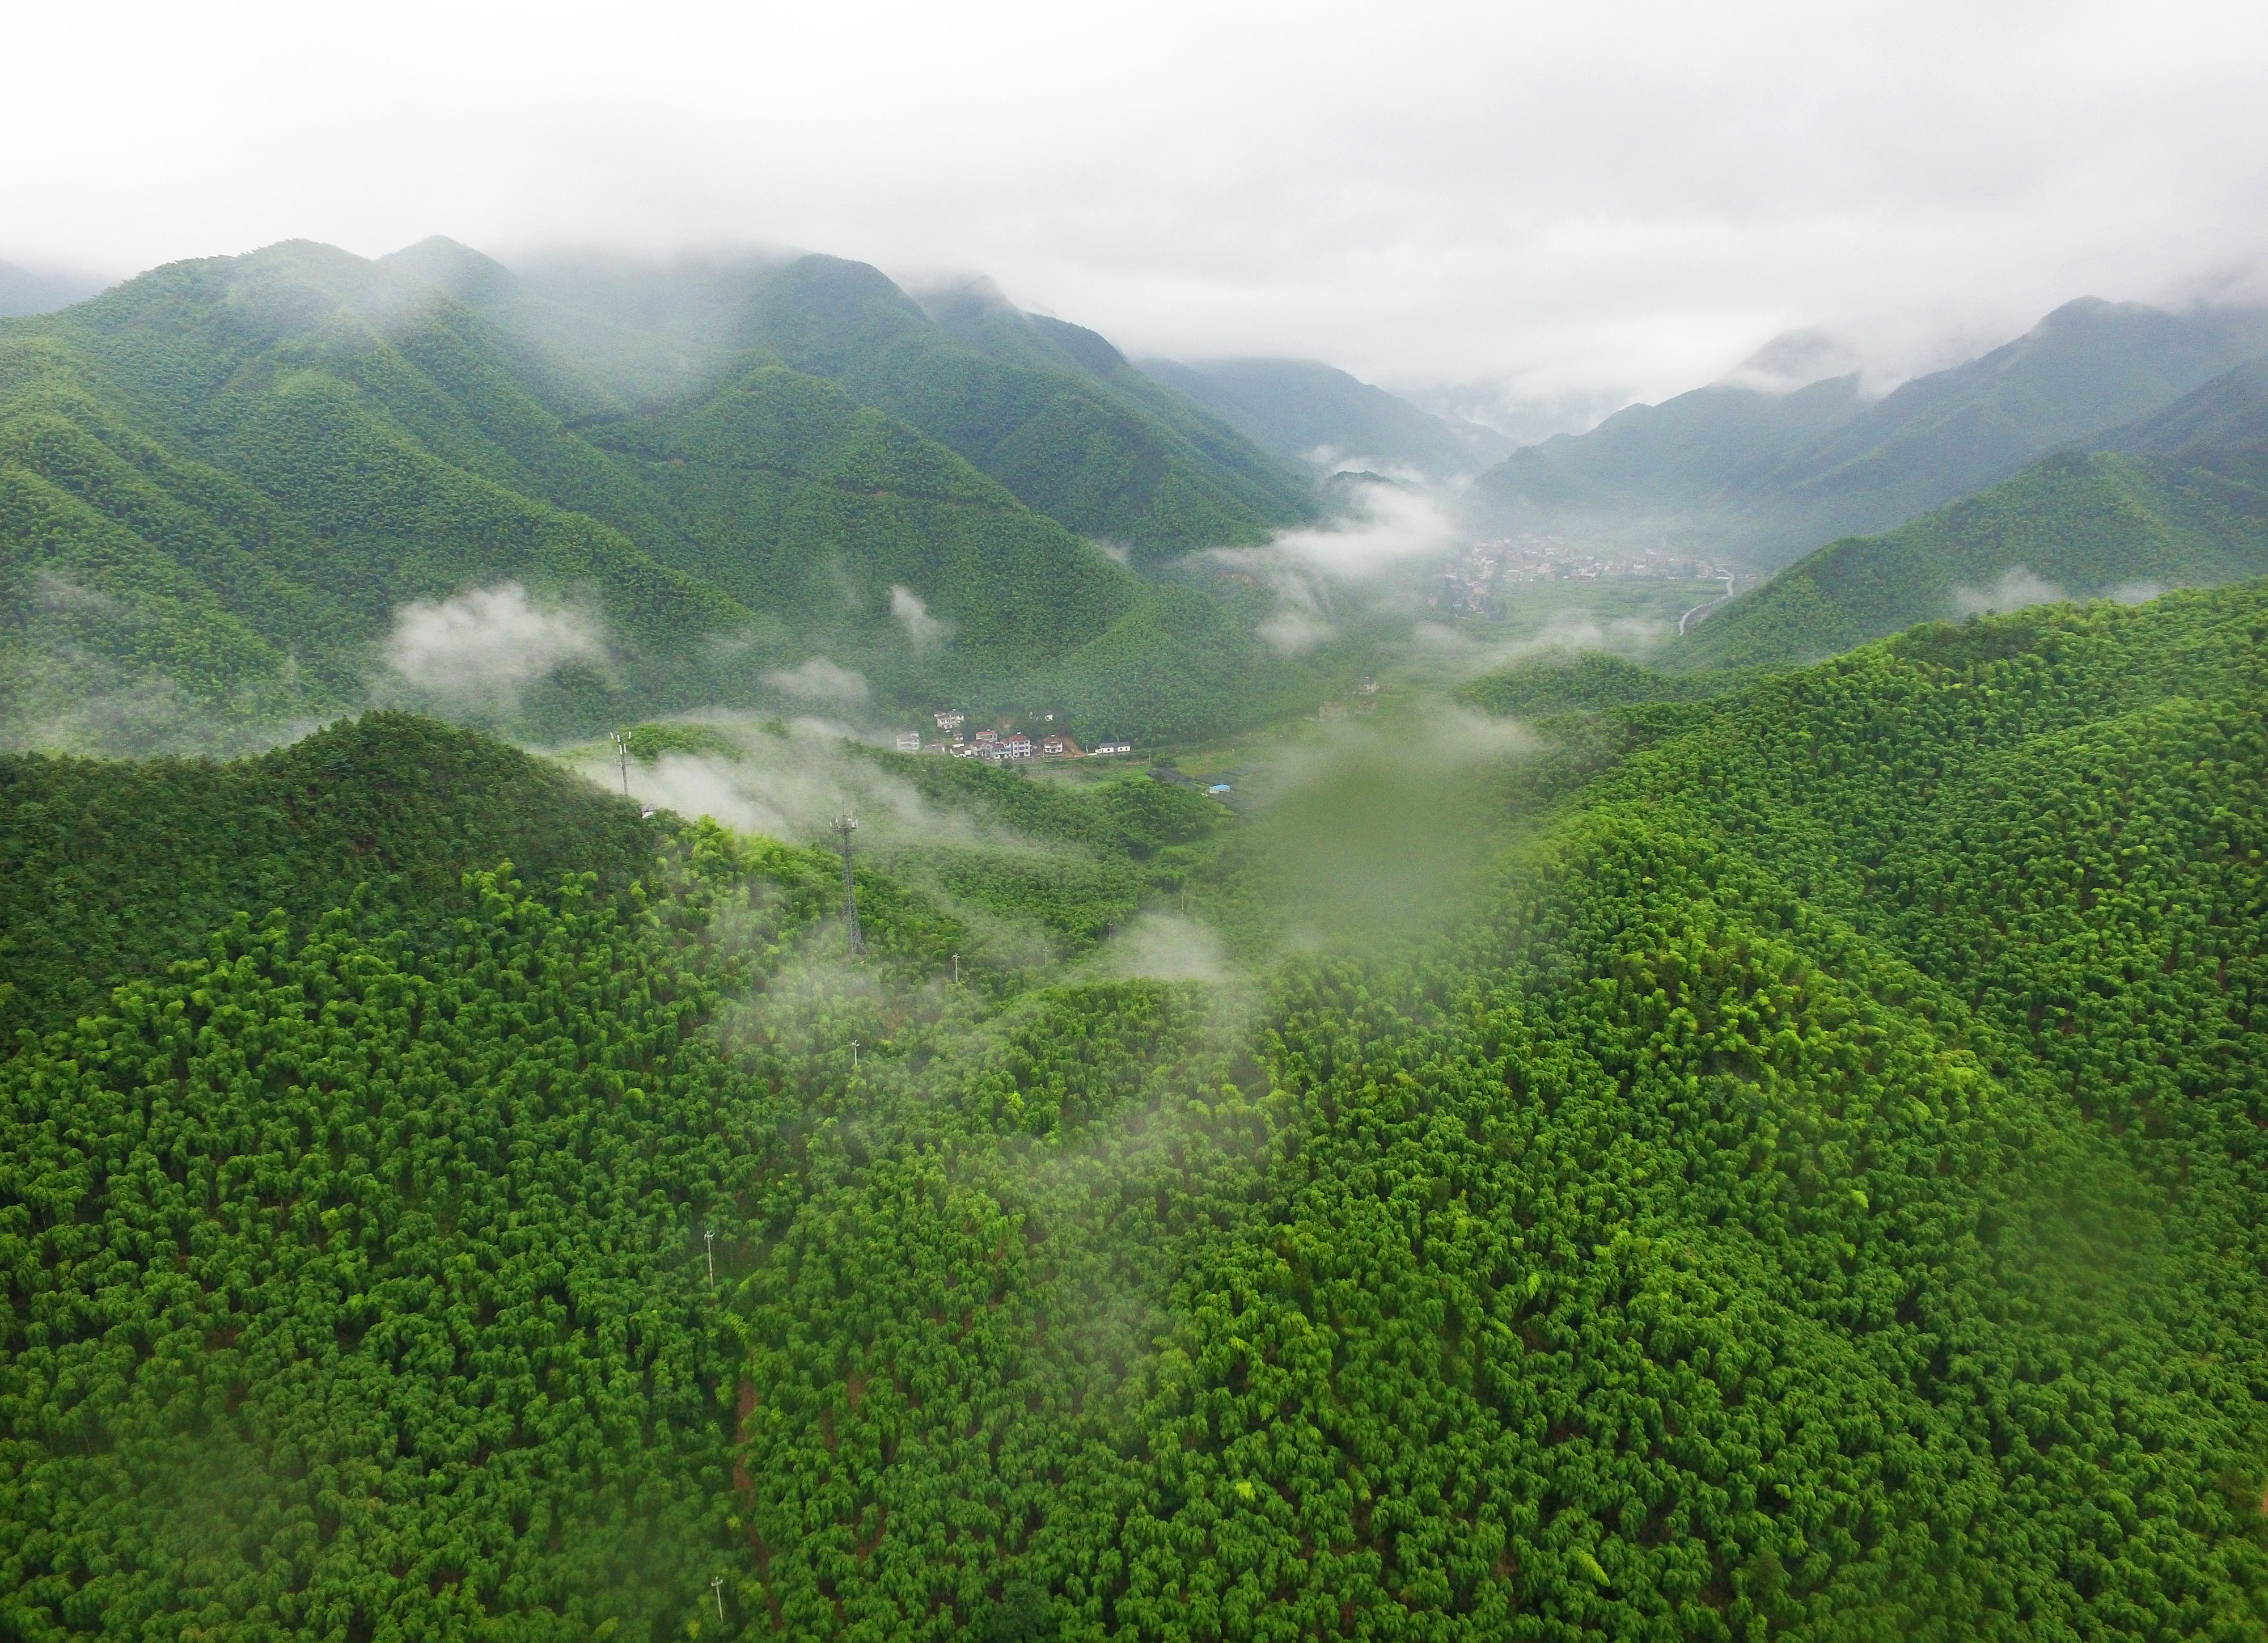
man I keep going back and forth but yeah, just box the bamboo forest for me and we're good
[6,580,2266,1640]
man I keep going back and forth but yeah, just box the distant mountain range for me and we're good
[1674,353,2268,670]
[0,261,111,319]
[1136,357,1512,482]
[0,238,1347,753]
[1469,297,2268,568]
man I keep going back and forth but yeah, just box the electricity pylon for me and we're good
[610,729,632,796]
[833,814,865,954]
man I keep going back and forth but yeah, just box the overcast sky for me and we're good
[8,0,2266,424]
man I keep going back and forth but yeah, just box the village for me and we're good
[1432,535,1737,618]
[894,708,1133,763]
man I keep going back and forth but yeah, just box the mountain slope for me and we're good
[1757,298,2268,539]
[2098,353,2268,458]
[746,256,1316,557]
[9,592,2268,1636]
[1677,446,2268,670]
[397,239,1318,560]
[0,240,751,742]
[1136,356,1507,480]
[0,261,109,319]
[1468,297,2268,567]
[0,711,657,1041]
[3,240,1293,748]
[1467,371,1865,518]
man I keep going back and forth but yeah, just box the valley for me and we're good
[5,234,2268,1643]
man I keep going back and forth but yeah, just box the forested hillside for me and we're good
[2102,355,2268,460]
[391,239,1317,561]
[7,581,2267,1638]
[1677,445,2268,670]
[0,713,657,1043]
[0,240,1327,750]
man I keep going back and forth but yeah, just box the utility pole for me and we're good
[851,1039,859,1072]
[952,952,959,986]
[704,1228,715,1289]
[832,814,865,955]
[610,729,632,796]
[710,1576,724,1621]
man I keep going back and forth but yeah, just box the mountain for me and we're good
[1675,444,2268,670]
[10,581,2268,1637]
[0,260,110,318]
[388,239,1317,560]
[386,236,790,404]
[1467,297,2268,566]
[1136,356,1511,480]
[1,239,1322,751]
[0,711,657,1042]
[1468,370,1867,522]
[2097,353,2268,458]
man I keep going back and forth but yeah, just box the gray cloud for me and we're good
[5,1,2266,417]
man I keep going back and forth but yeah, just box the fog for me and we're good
[6,0,2265,423]
[383,583,608,713]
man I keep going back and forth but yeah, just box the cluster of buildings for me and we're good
[894,709,1131,763]
[1433,537,1736,617]
[1316,677,1381,720]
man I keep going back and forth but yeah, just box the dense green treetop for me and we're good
[1458,651,1748,719]
[7,583,2268,1638]
[0,713,659,1044]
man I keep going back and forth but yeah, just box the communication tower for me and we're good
[832,814,865,954]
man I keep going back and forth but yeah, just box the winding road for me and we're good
[1678,572,1737,635]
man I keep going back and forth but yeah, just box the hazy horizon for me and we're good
[8,0,2267,433]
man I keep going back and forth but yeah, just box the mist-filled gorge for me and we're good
[7,6,2268,1639]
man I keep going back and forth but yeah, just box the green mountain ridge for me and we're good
[1675,445,2268,671]
[1,239,1327,751]
[391,239,1317,562]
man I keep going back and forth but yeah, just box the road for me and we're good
[1678,573,1737,635]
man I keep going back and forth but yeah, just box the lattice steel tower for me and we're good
[832,814,865,955]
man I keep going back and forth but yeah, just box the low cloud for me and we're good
[763,656,870,703]
[1263,484,1461,581]
[584,716,999,849]
[1096,911,1230,983]
[1229,704,1537,947]
[888,585,949,651]
[383,582,606,711]
[1950,565,2068,619]
[1208,485,1463,654]
[1256,609,1335,657]
[2106,580,2165,606]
